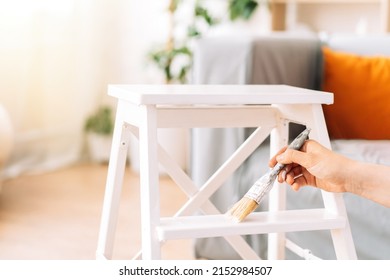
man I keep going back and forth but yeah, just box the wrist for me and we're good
[341,158,363,195]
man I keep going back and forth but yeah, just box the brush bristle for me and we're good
[225,196,259,223]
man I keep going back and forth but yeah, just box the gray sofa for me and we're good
[190,33,390,260]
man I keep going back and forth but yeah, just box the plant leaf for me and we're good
[229,0,258,21]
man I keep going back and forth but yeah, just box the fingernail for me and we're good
[281,170,287,181]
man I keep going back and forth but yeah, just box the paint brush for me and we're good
[226,127,311,223]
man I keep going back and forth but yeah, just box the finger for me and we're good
[269,146,288,168]
[276,148,312,169]
[277,164,295,183]
[285,166,304,185]
[285,173,304,191]
[285,172,296,185]
[287,173,309,192]
[277,170,285,183]
[291,182,302,192]
[292,174,309,191]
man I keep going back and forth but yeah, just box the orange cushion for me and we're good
[322,47,390,139]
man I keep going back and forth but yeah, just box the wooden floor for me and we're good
[0,164,195,260]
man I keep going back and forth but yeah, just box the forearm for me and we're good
[347,161,390,208]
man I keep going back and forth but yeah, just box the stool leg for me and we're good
[139,105,161,260]
[306,105,357,259]
[275,104,357,259]
[96,106,130,260]
[277,103,357,259]
[268,120,289,260]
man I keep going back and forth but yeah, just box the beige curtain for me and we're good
[0,0,138,177]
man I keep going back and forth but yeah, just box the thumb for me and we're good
[276,149,312,169]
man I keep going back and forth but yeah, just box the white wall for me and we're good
[290,3,382,34]
[122,1,171,85]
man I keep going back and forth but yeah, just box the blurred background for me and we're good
[0,0,167,177]
[0,0,388,177]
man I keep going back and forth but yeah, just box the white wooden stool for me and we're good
[96,84,357,260]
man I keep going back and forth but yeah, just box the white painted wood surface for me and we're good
[96,102,131,260]
[268,120,289,260]
[157,209,346,240]
[108,84,333,105]
[97,84,356,260]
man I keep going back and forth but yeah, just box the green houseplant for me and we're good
[84,106,114,163]
[149,0,219,84]
[84,106,114,136]
[228,0,259,21]
[149,0,267,84]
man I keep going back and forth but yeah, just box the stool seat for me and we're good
[108,84,333,105]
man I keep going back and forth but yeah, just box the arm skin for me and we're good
[269,140,390,208]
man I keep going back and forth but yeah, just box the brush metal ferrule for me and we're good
[244,169,278,204]
[244,186,270,205]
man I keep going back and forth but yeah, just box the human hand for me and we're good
[269,140,351,193]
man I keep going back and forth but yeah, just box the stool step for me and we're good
[157,209,346,240]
